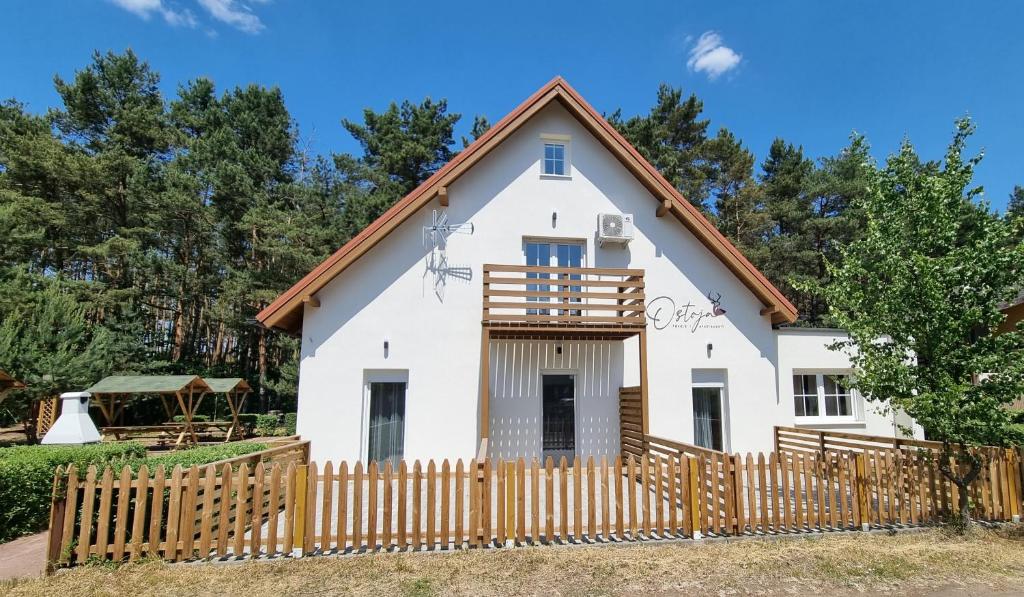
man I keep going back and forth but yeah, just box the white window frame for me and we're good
[540,133,571,178]
[792,370,861,424]
[523,238,586,315]
[360,370,409,463]
[692,375,730,453]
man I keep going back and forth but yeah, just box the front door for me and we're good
[542,374,576,460]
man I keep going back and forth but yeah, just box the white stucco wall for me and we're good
[775,328,923,439]
[294,101,915,464]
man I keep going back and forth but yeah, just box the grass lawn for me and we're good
[5,526,1024,596]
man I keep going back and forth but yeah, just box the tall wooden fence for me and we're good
[47,439,1022,570]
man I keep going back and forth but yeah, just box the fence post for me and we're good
[1008,448,1021,523]
[44,466,67,575]
[773,427,780,454]
[855,453,870,531]
[688,457,701,539]
[293,464,308,557]
[818,431,827,459]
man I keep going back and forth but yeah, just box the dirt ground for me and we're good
[4,525,1024,596]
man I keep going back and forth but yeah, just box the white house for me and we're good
[257,77,920,464]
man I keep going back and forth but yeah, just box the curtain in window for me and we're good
[368,382,406,467]
[692,387,723,451]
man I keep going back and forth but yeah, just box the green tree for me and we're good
[609,85,712,212]
[758,139,817,319]
[462,115,491,148]
[795,136,872,324]
[818,120,1024,523]
[0,282,119,441]
[704,128,769,262]
[1007,185,1024,246]
[335,97,461,238]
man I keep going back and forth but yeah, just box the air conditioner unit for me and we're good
[598,213,634,247]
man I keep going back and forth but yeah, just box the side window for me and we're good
[793,373,856,419]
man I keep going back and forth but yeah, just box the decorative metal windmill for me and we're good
[422,210,474,300]
[422,209,474,250]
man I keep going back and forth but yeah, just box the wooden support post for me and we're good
[638,328,649,437]
[293,464,308,556]
[479,328,491,442]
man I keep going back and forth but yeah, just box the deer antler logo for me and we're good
[707,291,727,316]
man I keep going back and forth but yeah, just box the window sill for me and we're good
[540,174,572,180]
[794,417,865,427]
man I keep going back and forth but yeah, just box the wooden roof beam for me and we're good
[438,186,449,207]
[303,295,320,308]
[656,199,671,217]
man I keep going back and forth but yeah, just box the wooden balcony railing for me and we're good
[482,264,645,335]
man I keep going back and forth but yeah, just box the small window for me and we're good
[543,143,566,176]
[793,373,855,419]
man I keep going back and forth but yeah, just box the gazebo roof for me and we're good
[204,377,251,393]
[86,375,211,395]
[0,368,25,391]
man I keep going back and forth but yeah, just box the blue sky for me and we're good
[3,1,1022,212]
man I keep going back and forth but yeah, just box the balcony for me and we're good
[481,264,646,340]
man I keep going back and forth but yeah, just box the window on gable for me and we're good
[543,142,566,176]
[793,373,856,419]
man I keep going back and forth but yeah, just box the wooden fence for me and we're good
[44,439,309,569]
[775,426,1024,521]
[46,438,1022,570]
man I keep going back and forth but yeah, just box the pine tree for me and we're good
[704,128,769,263]
[610,85,713,212]
[335,97,461,238]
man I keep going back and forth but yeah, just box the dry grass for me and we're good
[6,526,1024,596]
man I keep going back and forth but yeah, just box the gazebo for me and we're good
[204,378,252,441]
[85,375,212,446]
[0,368,25,405]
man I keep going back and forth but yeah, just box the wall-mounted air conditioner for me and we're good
[598,213,634,247]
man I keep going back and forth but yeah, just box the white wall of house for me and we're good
[776,328,923,439]
[295,101,916,464]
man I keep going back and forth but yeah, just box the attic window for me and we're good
[540,134,571,178]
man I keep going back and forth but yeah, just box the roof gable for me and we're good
[257,77,798,333]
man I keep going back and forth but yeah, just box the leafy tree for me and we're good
[819,120,1024,523]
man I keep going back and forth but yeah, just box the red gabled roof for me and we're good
[257,77,798,333]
